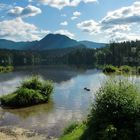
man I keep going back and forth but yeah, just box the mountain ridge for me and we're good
[0,34,105,50]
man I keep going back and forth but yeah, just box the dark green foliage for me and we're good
[0,66,14,73]
[103,65,117,73]
[0,76,53,108]
[120,65,131,73]
[1,88,45,107]
[81,79,140,140]
[137,66,140,74]
[21,76,42,90]
[5,66,14,71]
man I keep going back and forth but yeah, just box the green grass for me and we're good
[60,124,85,140]
[0,76,54,108]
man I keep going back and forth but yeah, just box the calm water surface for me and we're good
[0,66,139,137]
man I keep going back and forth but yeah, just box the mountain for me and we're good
[0,39,38,50]
[0,34,105,50]
[31,34,80,50]
[80,41,106,49]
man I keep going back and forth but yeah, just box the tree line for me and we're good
[1,40,140,67]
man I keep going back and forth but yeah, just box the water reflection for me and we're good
[0,66,106,137]
[1,101,54,119]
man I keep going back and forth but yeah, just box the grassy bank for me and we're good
[60,79,140,140]
[0,76,53,108]
[103,65,134,74]
[60,123,85,140]
[0,66,14,73]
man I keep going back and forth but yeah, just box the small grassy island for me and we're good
[103,65,132,74]
[0,76,53,108]
[0,66,14,73]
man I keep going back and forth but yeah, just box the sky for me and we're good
[0,0,140,43]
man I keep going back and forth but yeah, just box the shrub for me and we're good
[41,80,53,97]
[81,79,140,140]
[0,66,4,72]
[5,66,14,72]
[119,65,131,73]
[137,66,140,74]
[103,65,117,73]
[0,76,54,108]
[0,66,14,73]
[21,76,43,90]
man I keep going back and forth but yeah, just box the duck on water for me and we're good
[84,87,90,91]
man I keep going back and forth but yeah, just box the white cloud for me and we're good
[54,29,75,39]
[0,18,50,41]
[29,0,33,2]
[0,18,74,41]
[73,11,81,17]
[101,1,140,28]
[77,1,140,42]
[60,21,68,26]
[38,0,97,9]
[71,11,81,20]
[77,20,100,33]
[71,16,78,20]
[7,5,41,18]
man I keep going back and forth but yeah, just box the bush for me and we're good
[119,65,131,73]
[81,79,140,140]
[137,66,140,74]
[21,76,43,90]
[0,76,54,108]
[0,66,14,73]
[103,65,117,73]
[0,66,4,72]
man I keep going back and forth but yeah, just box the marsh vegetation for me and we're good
[60,79,140,140]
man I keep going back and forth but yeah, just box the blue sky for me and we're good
[0,0,139,43]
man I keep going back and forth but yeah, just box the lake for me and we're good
[0,66,139,138]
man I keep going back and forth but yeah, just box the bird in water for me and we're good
[84,87,90,91]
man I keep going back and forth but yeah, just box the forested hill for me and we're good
[30,34,80,50]
[96,40,140,66]
[80,41,106,49]
[0,39,38,50]
[0,34,105,50]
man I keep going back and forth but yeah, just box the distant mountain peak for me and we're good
[41,33,72,41]
[32,33,79,50]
